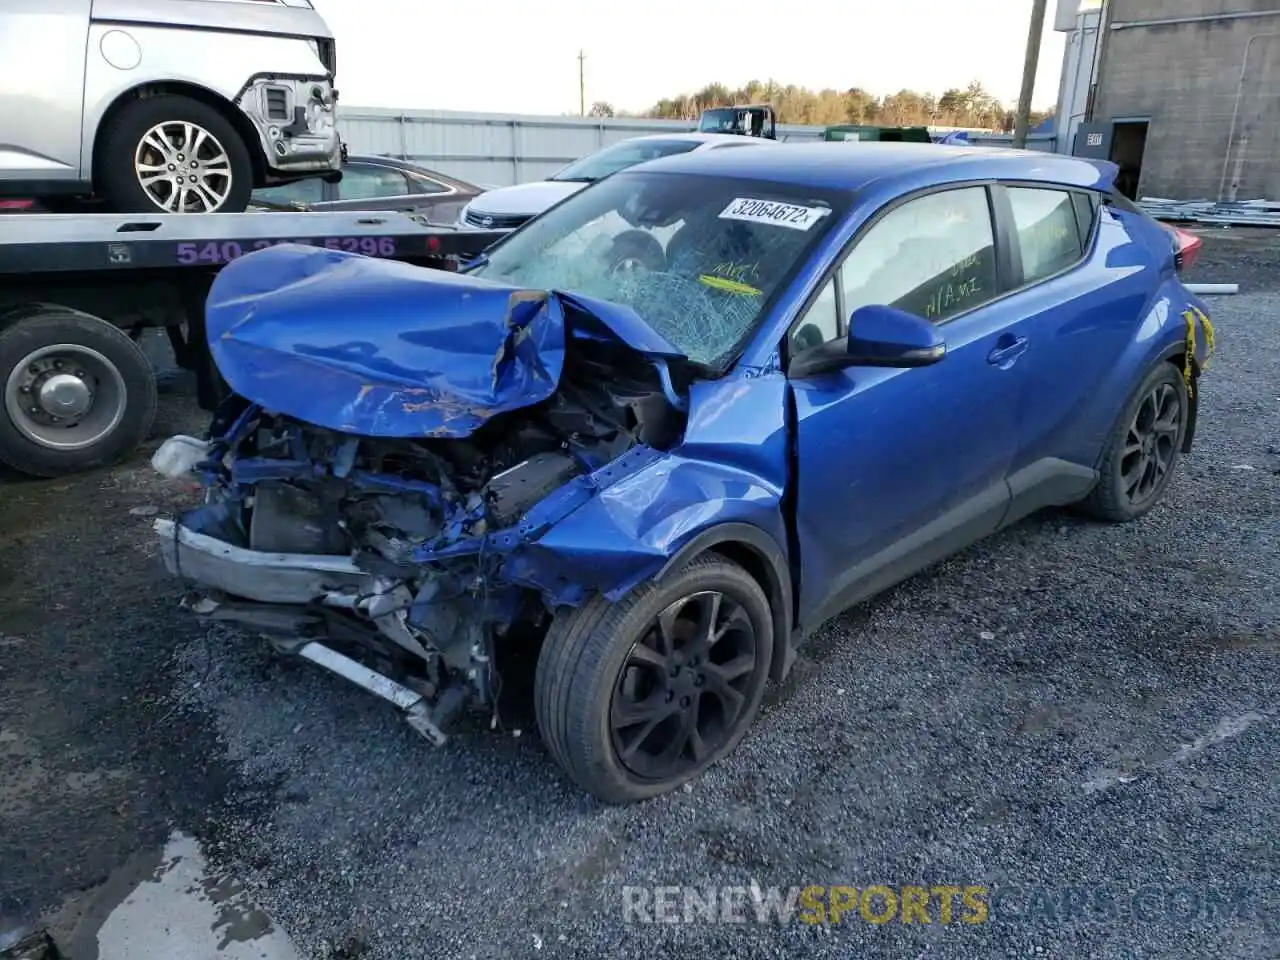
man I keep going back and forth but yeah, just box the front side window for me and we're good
[549,139,704,184]
[789,276,840,354]
[251,176,325,207]
[1007,186,1084,284]
[337,164,411,200]
[841,186,997,324]
[471,171,847,367]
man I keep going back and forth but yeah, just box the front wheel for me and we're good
[535,555,774,804]
[1077,361,1189,522]
[96,95,254,214]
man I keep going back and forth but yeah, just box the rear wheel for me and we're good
[535,555,773,804]
[1078,361,1188,522]
[0,308,157,477]
[96,95,254,214]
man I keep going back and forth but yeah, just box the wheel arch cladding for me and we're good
[654,523,796,684]
[93,82,265,185]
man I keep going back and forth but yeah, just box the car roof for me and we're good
[632,141,1114,193]
[344,154,480,190]
[618,131,777,148]
[346,153,428,170]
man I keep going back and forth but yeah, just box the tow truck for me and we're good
[0,212,503,478]
[696,104,778,140]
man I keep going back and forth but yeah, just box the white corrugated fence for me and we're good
[336,106,827,186]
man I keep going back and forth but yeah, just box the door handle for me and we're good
[988,336,1029,366]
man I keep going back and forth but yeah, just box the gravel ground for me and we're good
[1,240,1277,960]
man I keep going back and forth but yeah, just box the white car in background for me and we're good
[457,132,775,232]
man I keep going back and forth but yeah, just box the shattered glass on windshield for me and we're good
[472,171,846,367]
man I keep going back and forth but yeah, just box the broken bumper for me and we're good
[153,517,463,744]
[241,76,342,175]
[154,517,374,604]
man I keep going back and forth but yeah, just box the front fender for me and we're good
[503,371,793,607]
[506,454,790,605]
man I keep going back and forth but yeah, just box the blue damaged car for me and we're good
[152,143,1215,804]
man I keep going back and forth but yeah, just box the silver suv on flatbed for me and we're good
[0,0,342,214]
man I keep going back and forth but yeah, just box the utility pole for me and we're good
[1011,0,1049,149]
[578,49,586,117]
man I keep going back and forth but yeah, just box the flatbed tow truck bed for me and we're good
[0,211,503,478]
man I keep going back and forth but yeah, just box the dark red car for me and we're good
[250,154,486,224]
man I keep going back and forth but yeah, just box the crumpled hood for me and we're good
[204,243,683,438]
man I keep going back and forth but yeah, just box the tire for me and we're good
[1077,361,1189,522]
[534,554,774,804]
[0,308,158,477]
[96,95,254,214]
[606,230,666,278]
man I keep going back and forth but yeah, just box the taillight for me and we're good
[1169,225,1201,273]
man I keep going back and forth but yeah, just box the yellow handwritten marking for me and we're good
[709,260,761,283]
[698,274,761,296]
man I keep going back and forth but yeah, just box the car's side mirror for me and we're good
[845,304,947,366]
[790,304,946,378]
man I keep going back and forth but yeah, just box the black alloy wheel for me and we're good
[534,554,774,804]
[1079,361,1189,522]
[610,590,758,781]
[1121,380,1182,510]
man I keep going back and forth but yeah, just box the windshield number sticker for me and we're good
[718,198,831,231]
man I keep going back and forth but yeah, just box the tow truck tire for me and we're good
[0,308,157,477]
[96,95,254,215]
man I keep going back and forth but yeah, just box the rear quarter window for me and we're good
[1072,192,1098,242]
[1105,190,1142,215]
[1006,187,1085,284]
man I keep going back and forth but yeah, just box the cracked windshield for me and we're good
[471,170,846,365]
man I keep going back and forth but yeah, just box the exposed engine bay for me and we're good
[157,341,689,739]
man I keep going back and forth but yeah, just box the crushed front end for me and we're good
[153,244,691,742]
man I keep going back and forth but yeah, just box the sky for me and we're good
[311,0,1068,117]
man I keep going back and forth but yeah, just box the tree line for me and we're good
[588,80,1052,131]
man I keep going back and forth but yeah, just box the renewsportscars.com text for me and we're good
[622,884,988,925]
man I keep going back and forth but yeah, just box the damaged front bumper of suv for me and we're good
[241,76,342,175]
[153,242,697,742]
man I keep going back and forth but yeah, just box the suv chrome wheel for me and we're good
[134,121,234,213]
